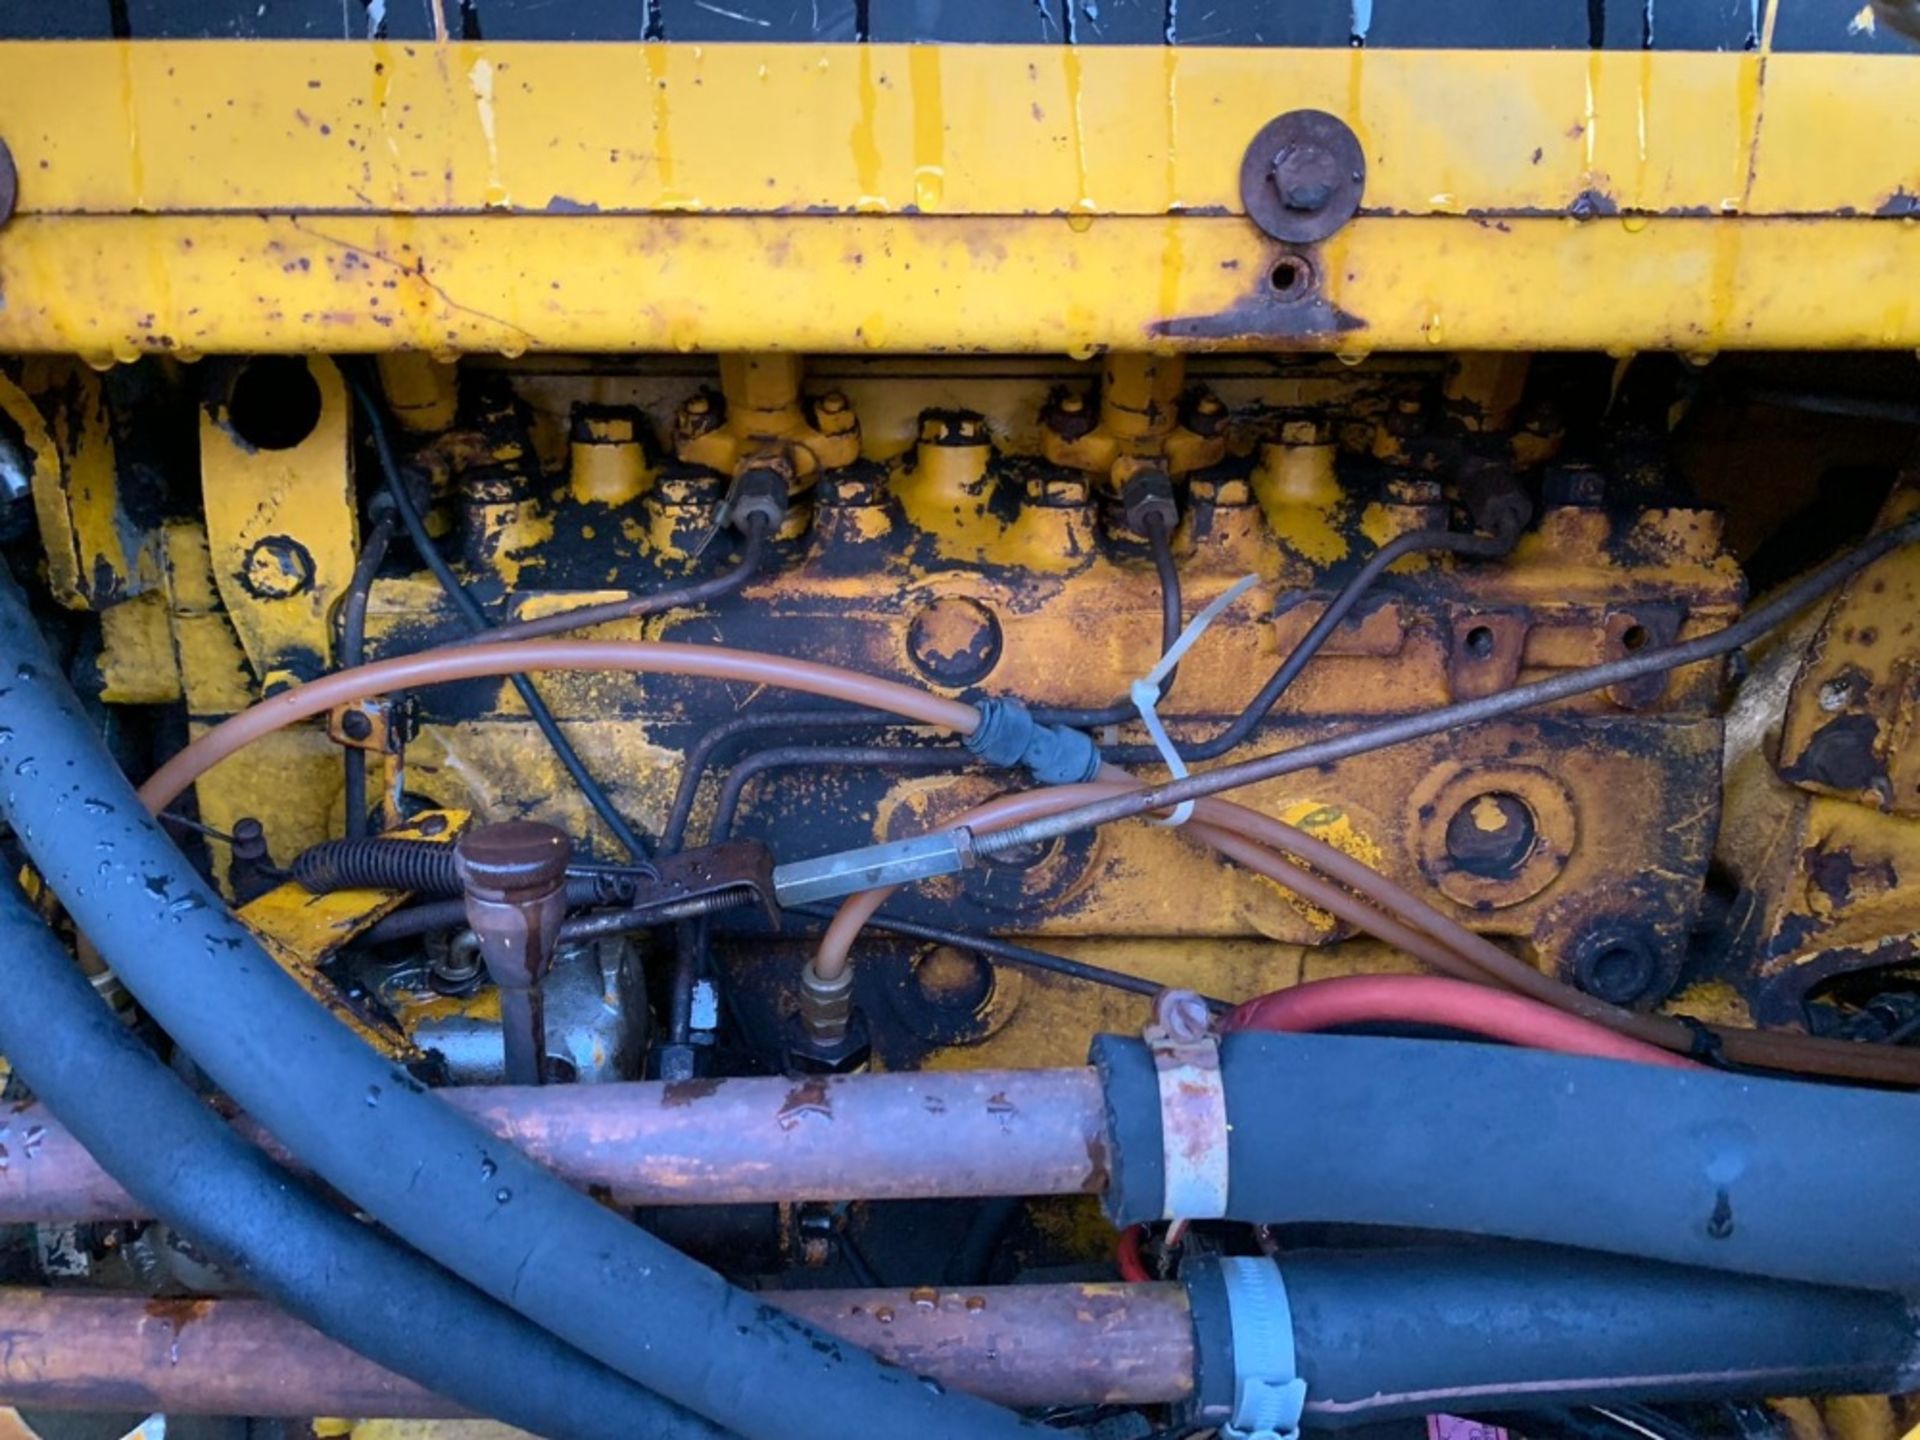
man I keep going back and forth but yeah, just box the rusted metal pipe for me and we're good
[0,1068,1109,1222]
[0,1284,1193,1416]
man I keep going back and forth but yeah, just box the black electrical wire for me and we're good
[346,374,656,865]
[0,877,728,1440]
[338,507,395,841]
[1109,519,1520,765]
[0,568,1039,1440]
[972,509,1920,862]
[451,513,769,647]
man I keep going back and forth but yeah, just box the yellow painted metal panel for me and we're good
[0,43,1914,220]
[2,212,1919,357]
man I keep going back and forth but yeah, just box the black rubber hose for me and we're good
[1181,1247,1919,1432]
[347,374,655,865]
[975,508,1920,859]
[338,509,395,841]
[1092,1029,1920,1291]
[0,877,728,1440]
[0,570,1042,1440]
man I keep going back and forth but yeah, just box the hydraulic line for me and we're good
[971,507,1920,865]
[1112,519,1522,765]
[448,513,769,647]
[0,877,726,1440]
[671,742,974,1045]
[660,706,897,854]
[0,572,1041,1440]
[349,374,655,862]
[138,639,980,813]
[815,776,1920,1084]
[337,507,394,841]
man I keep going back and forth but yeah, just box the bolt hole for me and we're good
[1268,255,1313,298]
[1620,624,1650,652]
[1464,625,1496,659]
[227,358,323,451]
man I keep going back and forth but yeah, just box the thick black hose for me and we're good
[0,878,727,1440]
[339,510,395,841]
[347,374,655,864]
[0,571,1041,1440]
[1093,1030,1920,1291]
[977,509,1920,860]
[1182,1247,1919,1431]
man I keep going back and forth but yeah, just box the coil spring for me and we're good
[291,838,462,896]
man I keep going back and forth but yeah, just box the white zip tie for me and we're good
[1129,573,1262,827]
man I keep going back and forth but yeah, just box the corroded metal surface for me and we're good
[0,1283,1192,1415]
[0,1068,1110,1221]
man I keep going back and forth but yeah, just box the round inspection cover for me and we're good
[1239,109,1367,245]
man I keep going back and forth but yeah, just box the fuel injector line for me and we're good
[0,877,728,1440]
[1110,516,1522,765]
[0,570,1044,1440]
[349,374,656,863]
[660,706,898,854]
[973,507,1920,867]
[337,506,395,841]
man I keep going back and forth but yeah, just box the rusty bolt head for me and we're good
[454,820,570,901]
[1269,142,1341,213]
[1240,110,1366,245]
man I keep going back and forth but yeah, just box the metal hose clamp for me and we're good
[1144,989,1230,1220]
[1219,1256,1307,1440]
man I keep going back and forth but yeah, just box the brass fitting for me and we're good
[799,962,855,1048]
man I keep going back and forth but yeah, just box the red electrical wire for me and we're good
[1113,973,1699,1280]
[1224,974,1699,1069]
[1115,1224,1153,1283]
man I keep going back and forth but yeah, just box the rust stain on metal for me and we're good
[778,1077,833,1131]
